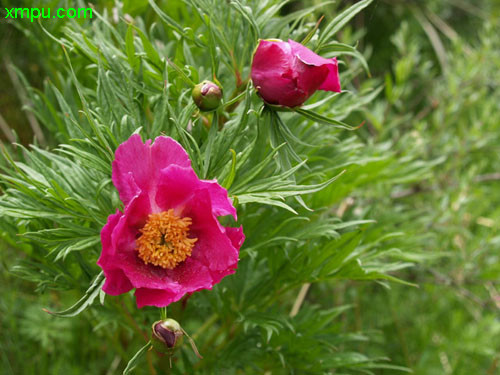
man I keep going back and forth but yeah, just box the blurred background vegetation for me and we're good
[1,0,499,374]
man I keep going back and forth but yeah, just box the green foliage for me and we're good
[345,11,500,375]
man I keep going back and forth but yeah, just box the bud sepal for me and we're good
[151,318,203,360]
[192,80,222,111]
[151,319,183,354]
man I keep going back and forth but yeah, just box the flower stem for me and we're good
[160,307,167,320]
[289,283,311,317]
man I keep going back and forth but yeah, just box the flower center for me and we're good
[136,210,197,269]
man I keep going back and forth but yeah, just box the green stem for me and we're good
[192,313,218,340]
[160,307,167,320]
[222,91,246,109]
[115,298,149,342]
[200,319,227,353]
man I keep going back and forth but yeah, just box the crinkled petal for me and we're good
[156,165,236,219]
[251,40,301,106]
[111,192,151,256]
[110,194,179,290]
[226,226,245,250]
[289,39,341,93]
[97,209,123,269]
[169,258,214,293]
[293,58,330,99]
[251,40,292,80]
[262,75,307,107]
[135,287,181,308]
[117,250,182,290]
[102,268,133,295]
[134,259,214,308]
[318,61,341,92]
[209,268,236,285]
[112,135,191,206]
[209,226,244,284]
[289,39,333,67]
[183,189,240,271]
[199,179,238,219]
[98,210,135,295]
[97,191,173,291]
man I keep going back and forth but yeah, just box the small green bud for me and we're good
[151,319,183,354]
[192,80,222,111]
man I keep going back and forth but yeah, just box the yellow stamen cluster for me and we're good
[136,210,197,269]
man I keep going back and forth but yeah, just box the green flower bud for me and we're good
[151,319,183,354]
[192,80,222,111]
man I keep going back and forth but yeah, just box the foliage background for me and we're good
[1,0,499,374]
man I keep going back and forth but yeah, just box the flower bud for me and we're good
[151,319,183,353]
[192,80,222,111]
[251,39,341,107]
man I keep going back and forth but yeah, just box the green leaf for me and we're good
[318,41,370,75]
[202,112,219,178]
[125,24,139,73]
[148,0,198,44]
[130,25,163,70]
[293,108,356,130]
[316,0,373,50]
[43,272,104,317]
[273,1,335,37]
[123,341,152,375]
[166,58,196,87]
[222,149,237,189]
[230,0,260,41]
[301,15,325,46]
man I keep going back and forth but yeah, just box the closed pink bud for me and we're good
[251,39,341,107]
[151,319,184,354]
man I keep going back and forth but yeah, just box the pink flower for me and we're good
[251,39,341,107]
[97,135,244,308]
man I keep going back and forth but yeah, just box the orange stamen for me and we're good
[136,209,197,269]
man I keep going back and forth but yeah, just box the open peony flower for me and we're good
[251,39,341,107]
[97,134,244,308]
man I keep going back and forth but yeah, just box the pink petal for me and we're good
[134,259,214,308]
[226,226,245,250]
[110,192,151,257]
[155,165,236,219]
[251,40,303,106]
[288,39,341,93]
[251,40,292,79]
[209,226,244,283]
[169,258,214,292]
[109,194,179,290]
[293,58,330,98]
[117,250,182,290]
[209,268,236,285]
[199,179,238,219]
[97,209,123,269]
[98,210,134,295]
[261,75,307,107]
[318,62,341,92]
[135,287,181,308]
[183,189,240,271]
[112,135,191,206]
[102,268,133,295]
[289,39,332,67]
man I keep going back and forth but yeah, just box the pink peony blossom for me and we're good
[97,134,244,308]
[251,39,341,107]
